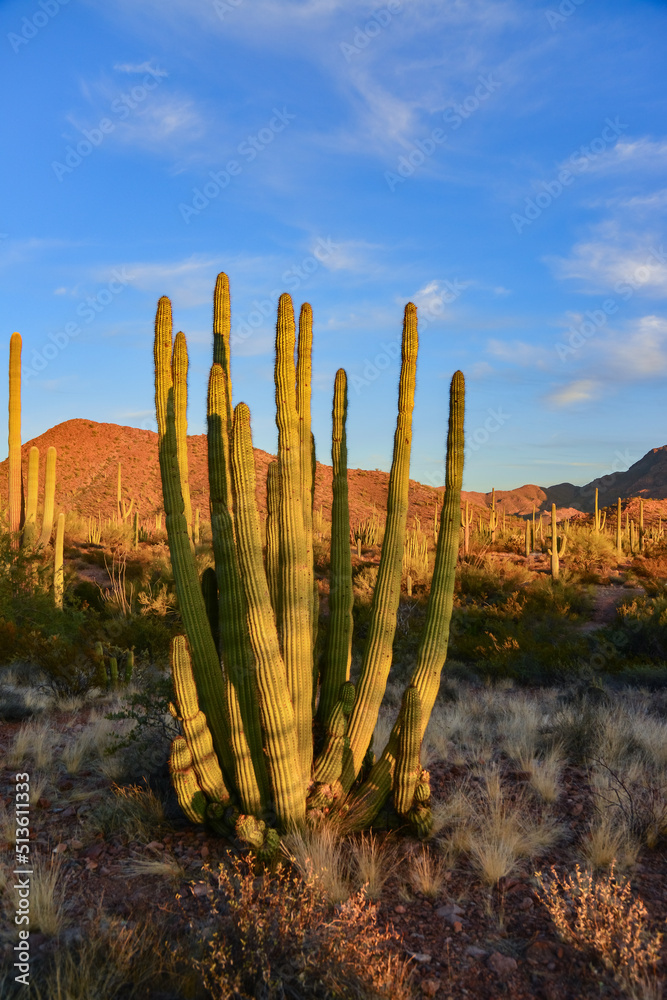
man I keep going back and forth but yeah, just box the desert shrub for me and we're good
[191,854,413,1000]
[565,526,619,578]
[606,595,667,661]
[534,863,663,998]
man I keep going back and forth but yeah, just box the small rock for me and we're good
[526,940,554,966]
[191,882,210,897]
[395,905,407,914]
[200,844,210,858]
[465,945,488,959]
[408,952,431,964]
[83,843,104,860]
[146,841,165,852]
[421,979,441,997]
[519,896,533,910]
[570,802,583,817]
[487,951,518,979]
[70,839,84,850]
[85,860,98,871]
[453,921,463,933]
[436,902,464,925]
[52,843,68,854]
[60,805,76,819]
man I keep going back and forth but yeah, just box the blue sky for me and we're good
[1,0,666,492]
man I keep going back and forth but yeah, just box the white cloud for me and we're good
[487,338,550,368]
[547,222,667,297]
[546,379,599,407]
[604,315,667,378]
[585,137,667,174]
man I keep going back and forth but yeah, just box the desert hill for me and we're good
[1,420,666,527]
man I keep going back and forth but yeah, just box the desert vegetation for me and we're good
[1,276,666,998]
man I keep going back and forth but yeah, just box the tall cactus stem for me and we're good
[54,512,65,609]
[37,447,57,547]
[153,295,234,782]
[265,461,281,621]
[344,303,418,783]
[231,401,305,827]
[317,370,354,728]
[8,332,22,549]
[172,331,194,543]
[393,686,422,816]
[23,446,39,549]
[275,293,313,792]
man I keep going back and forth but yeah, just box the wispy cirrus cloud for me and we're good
[546,222,667,297]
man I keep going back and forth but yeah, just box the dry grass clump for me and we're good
[282,822,349,904]
[30,855,68,935]
[87,781,165,842]
[349,833,398,901]
[534,863,663,999]
[8,719,58,770]
[33,909,185,1000]
[122,855,186,882]
[194,854,414,1000]
[408,845,449,899]
[455,769,562,886]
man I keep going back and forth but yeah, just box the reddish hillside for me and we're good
[0,419,476,528]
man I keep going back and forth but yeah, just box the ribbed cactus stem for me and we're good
[8,332,22,549]
[231,401,304,827]
[54,512,65,609]
[616,497,622,558]
[133,510,139,549]
[201,566,220,653]
[275,293,313,792]
[173,331,194,543]
[124,650,134,684]
[117,462,122,521]
[23,446,39,549]
[313,680,355,785]
[169,736,208,824]
[213,272,234,431]
[37,447,57,547]
[345,303,418,782]
[207,362,269,817]
[154,295,234,782]
[171,635,230,805]
[342,371,464,831]
[525,518,530,558]
[549,503,559,579]
[394,687,421,815]
[297,303,316,655]
[265,461,281,620]
[317,370,353,728]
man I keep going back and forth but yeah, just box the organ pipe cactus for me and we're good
[154,274,464,848]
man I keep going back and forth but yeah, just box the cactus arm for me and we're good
[342,371,464,831]
[8,332,22,548]
[213,272,234,433]
[231,400,305,828]
[297,303,316,659]
[393,687,422,815]
[37,447,57,547]
[169,736,208,824]
[275,293,313,791]
[207,363,269,816]
[317,370,353,728]
[54,512,65,609]
[117,462,122,521]
[201,566,220,654]
[549,503,559,579]
[172,331,194,542]
[23,446,39,549]
[344,303,418,782]
[312,680,355,785]
[153,296,234,782]
[616,497,622,557]
[171,635,230,805]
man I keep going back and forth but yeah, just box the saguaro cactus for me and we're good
[155,274,464,847]
[616,497,622,559]
[547,503,567,579]
[8,333,22,548]
[54,512,65,609]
